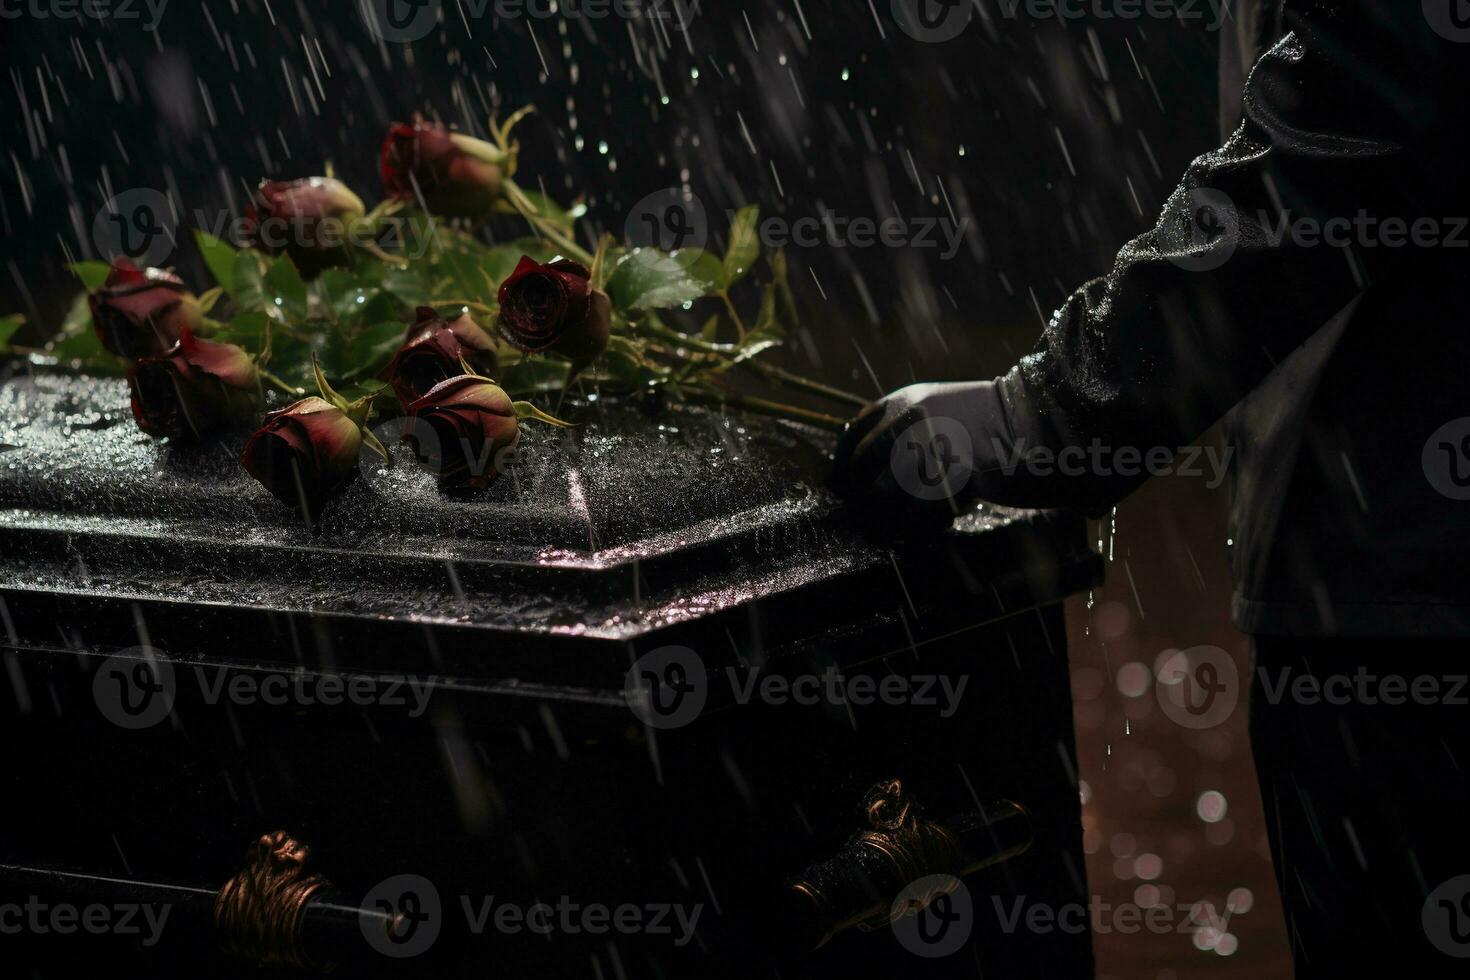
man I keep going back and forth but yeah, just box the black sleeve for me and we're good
[969,1,1462,514]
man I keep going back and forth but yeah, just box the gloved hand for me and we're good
[829,381,1006,533]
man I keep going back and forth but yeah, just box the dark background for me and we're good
[0,0,1219,392]
[0,2,1282,976]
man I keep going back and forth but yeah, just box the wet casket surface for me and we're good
[0,371,1101,978]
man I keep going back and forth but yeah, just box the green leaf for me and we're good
[497,355,570,395]
[216,311,271,353]
[435,247,495,306]
[194,230,239,293]
[722,205,761,287]
[318,265,388,326]
[231,251,268,312]
[318,330,355,381]
[606,248,720,312]
[50,332,114,369]
[338,380,393,407]
[68,261,111,292]
[48,309,121,375]
[267,332,317,389]
[262,254,308,321]
[749,289,785,338]
[347,321,409,380]
[0,314,25,347]
[59,292,92,338]
[432,224,494,259]
[379,264,430,308]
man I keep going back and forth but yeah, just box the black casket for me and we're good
[0,371,1101,978]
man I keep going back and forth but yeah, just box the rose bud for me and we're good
[379,306,499,408]
[244,177,366,278]
[404,376,519,494]
[127,330,261,442]
[241,397,363,521]
[380,117,506,223]
[496,257,611,376]
[89,258,203,359]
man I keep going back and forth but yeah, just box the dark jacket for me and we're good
[971,1,1470,635]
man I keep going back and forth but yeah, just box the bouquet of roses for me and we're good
[0,107,865,522]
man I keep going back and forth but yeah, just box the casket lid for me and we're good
[0,372,1099,667]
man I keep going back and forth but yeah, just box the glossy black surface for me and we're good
[0,371,1101,978]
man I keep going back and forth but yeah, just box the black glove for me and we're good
[829,381,1004,533]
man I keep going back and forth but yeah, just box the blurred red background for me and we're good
[1066,429,1291,978]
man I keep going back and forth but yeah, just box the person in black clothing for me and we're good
[832,2,1470,974]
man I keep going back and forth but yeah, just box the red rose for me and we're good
[378,306,499,408]
[496,257,611,375]
[244,177,365,278]
[404,376,519,493]
[127,329,261,441]
[89,259,202,359]
[380,117,505,223]
[241,397,363,520]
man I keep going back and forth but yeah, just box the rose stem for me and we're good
[685,389,847,432]
[740,361,869,409]
[503,180,595,266]
[358,240,410,267]
[640,321,867,409]
[437,300,497,317]
[259,369,304,396]
[718,289,747,343]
